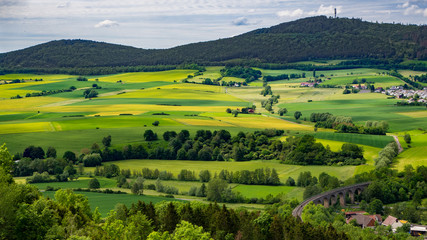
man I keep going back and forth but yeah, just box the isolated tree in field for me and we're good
[102,135,112,147]
[89,178,100,189]
[46,146,57,158]
[226,108,232,113]
[278,108,287,116]
[152,120,159,126]
[294,111,302,120]
[404,133,411,144]
[144,130,157,141]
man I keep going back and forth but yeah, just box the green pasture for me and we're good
[55,115,181,131]
[313,132,393,148]
[315,139,381,164]
[320,75,403,88]
[88,70,196,83]
[278,94,427,132]
[31,177,117,190]
[192,66,223,82]
[394,130,427,171]
[70,98,250,107]
[42,190,184,217]
[232,185,303,200]
[19,80,171,92]
[1,125,255,156]
[0,74,76,81]
[102,159,359,182]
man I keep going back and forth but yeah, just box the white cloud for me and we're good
[277,5,341,18]
[232,17,249,26]
[308,5,341,16]
[277,9,304,17]
[94,20,119,28]
[57,2,70,8]
[398,1,427,16]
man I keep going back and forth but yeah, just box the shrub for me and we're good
[89,178,100,189]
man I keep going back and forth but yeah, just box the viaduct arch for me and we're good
[292,182,371,219]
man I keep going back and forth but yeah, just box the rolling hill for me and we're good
[0,16,426,69]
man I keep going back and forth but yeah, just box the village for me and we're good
[345,211,427,238]
[382,86,427,103]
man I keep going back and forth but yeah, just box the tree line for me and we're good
[309,112,389,135]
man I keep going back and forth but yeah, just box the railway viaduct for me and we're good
[292,182,371,219]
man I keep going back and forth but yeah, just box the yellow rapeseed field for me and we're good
[215,115,313,130]
[0,122,54,134]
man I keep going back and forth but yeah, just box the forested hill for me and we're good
[1,16,426,69]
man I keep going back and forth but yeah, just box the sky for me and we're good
[0,0,426,53]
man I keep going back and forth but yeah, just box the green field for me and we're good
[42,190,184,217]
[277,95,427,132]
[394,130,427,171]
[100,159,358,182]
[232,185,303,200]
[313,132,393,148]
[31,177,117,190]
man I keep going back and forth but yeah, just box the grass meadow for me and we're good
[394,130,427,171]
[42,190,184,216]
[100,159,358,182]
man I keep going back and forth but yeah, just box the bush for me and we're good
[89,178,100,189]
[83,153,102,167]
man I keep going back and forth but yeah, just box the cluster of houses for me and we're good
[383,86,427,103]
[345,211,427,237]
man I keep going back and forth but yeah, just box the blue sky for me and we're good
[0,0,426,53]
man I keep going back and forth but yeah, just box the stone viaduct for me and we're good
[292,182,371,219]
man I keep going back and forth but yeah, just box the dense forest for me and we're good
[1,16,426,73]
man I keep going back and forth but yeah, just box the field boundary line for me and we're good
[391,135,403,153]
[262,114,313,128]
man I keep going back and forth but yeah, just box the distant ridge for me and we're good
[1,16,426,69]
